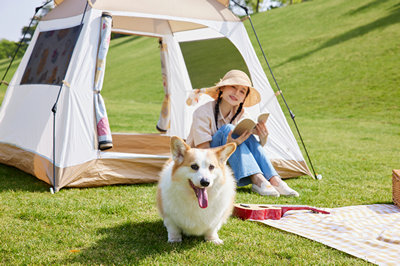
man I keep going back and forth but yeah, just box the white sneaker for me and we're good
[272,181,299,197]
[252,182,280,197]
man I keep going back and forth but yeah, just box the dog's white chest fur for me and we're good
[157,138,237,244]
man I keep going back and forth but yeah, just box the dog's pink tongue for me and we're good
[195,187,208,208]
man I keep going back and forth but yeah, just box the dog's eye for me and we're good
[209,164,215,171]
[191,164,199,171]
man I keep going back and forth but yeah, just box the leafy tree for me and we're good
[20,2,52,44]
[279,0,306,4]
[0,40,27,60]
[230,0,259,14]
[0,1,52,60]
[19,24,38,44]
[242,0,261,13]
[230,0,305,14]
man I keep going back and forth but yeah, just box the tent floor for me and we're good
[107,133,171,156]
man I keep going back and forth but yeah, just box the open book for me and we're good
[232,113,270,135]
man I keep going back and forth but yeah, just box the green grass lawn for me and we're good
[0,0,399,264]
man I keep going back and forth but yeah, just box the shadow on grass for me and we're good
[276,3,400,67]
[62,220,202,264]
[370,201,395,205]
[0,164,49,192]
[110,35,142,49]
[0,162,158,193]
[237,186,252,194]
[345,0,391,16]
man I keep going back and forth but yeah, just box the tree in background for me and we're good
[229,0,304,15]
[230,0,260,14]
[20,2,52,44]
[0,1,52,60]
[280,0,306,5]
[0,40,27,60]
[248,0,261,13]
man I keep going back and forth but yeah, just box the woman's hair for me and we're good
[214,87,250,130]
[214,90,223,130]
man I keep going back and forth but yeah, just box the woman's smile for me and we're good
[229,95,238,101]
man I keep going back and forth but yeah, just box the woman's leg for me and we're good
[242,135,278,180]
[210,125,287,196]
[210,124,262,187]
[243,135,299,197]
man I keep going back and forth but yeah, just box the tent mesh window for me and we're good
[179,38,249,89]
[20,25,82,85]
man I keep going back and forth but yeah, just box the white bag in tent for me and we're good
[0,0,312,191]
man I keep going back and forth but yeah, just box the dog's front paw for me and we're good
[209,238,224,245]
[205,235,224,245]
[165,222,182,243]
[168,235,182,243]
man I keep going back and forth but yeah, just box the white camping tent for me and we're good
[0,0,312,191]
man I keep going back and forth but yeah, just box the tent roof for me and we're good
[54,0,230,7]
[44,0,239,35]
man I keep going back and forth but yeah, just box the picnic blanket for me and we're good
[256,204,400,265]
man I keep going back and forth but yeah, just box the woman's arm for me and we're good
[196,129,251,149]
[196,142,211,149]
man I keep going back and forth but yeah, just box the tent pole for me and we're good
[50,2,89,193]
[51,104,57,194]
[232,1,319,179]
[50,81,64,194]
[0,0,52,90]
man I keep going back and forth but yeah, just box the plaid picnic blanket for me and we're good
[256,204,400,265]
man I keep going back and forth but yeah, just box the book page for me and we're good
[232,113,270,136]
[232,119,256,136]
[257,113,270,124]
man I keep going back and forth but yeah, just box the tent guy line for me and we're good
[232,0,319,179]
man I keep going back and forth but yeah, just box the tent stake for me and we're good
[232,1,320,179]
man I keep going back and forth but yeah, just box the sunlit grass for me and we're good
[0,0,399,264]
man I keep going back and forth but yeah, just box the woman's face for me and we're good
[221,85,248,106]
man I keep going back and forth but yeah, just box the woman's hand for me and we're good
[254,122,269,146]
[254,122,269,139]
[227,130,251,146]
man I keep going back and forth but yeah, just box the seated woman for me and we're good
[186,70,299,197]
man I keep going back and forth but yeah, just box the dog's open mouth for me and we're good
[189,180,208,209]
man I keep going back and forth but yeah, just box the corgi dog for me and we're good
[157,136,236,244]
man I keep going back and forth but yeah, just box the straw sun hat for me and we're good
[203,70,261,107]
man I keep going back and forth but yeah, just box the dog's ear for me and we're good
[214,142,237,164]
[170,136,190,164]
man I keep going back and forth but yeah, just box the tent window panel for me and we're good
[20,25,82,85]
[180,38,249,89]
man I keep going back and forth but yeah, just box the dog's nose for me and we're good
[200,178,210,187]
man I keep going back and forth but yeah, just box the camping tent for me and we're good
[0,0,312,192]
